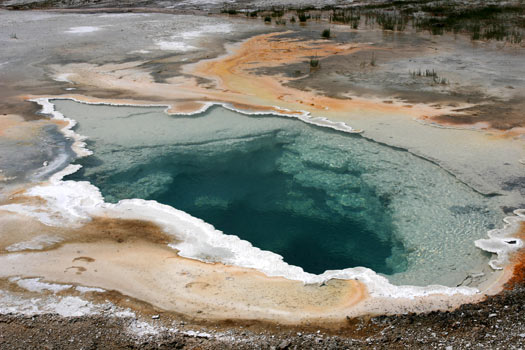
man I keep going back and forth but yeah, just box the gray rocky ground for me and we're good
[0,285,524,349]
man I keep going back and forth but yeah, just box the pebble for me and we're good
[277,340,291,349]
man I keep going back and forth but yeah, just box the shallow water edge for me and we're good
[1,96,520,296]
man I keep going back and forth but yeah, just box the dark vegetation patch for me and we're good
[355,1,524,43]
[223,1,525,44]
[329,9,360,29]
[309,57,319,69]
[221,8,238,15]
[4,0,524,44]
[410,68,448,85]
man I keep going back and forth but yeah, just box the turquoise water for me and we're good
[102,132,403,275]
[56,100,501,286]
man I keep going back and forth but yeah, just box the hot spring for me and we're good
[54,99,502,287]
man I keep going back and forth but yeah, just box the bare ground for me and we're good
[0,284,524,349]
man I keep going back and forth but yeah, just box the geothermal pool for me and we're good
[54,99,502,287]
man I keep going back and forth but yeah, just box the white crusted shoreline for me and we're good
[1,97,522,301]
[33,97,362,133]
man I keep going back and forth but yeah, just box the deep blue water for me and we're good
[70,132,405,275]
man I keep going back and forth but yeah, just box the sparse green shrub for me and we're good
[483,23,506,41]
[330,8,360,28]
[410,68,448,85]
[221,8,237,15]
[436,77,449,85]
[264,16,271,23]
[470,24,481,40]
[508,30,522,44]
[408,4,524,43]
[271,8,284,18]
[321,28,331,38]
[298,12,309,22]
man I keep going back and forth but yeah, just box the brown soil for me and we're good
[505,223,525,290]
[72,217,174,245]
[433,98,525,131]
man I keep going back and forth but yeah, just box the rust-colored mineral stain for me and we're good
[0,212,175,253]
[0,202,371,323]
[190,32,425,117]
[504,222,525,289]
[72,256,95,263]
[39,32,450,124]
[72,217,175,245]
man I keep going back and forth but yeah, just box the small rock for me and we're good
[152,315,160,319]
[488,313,497,318]
[277,340,291,349]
